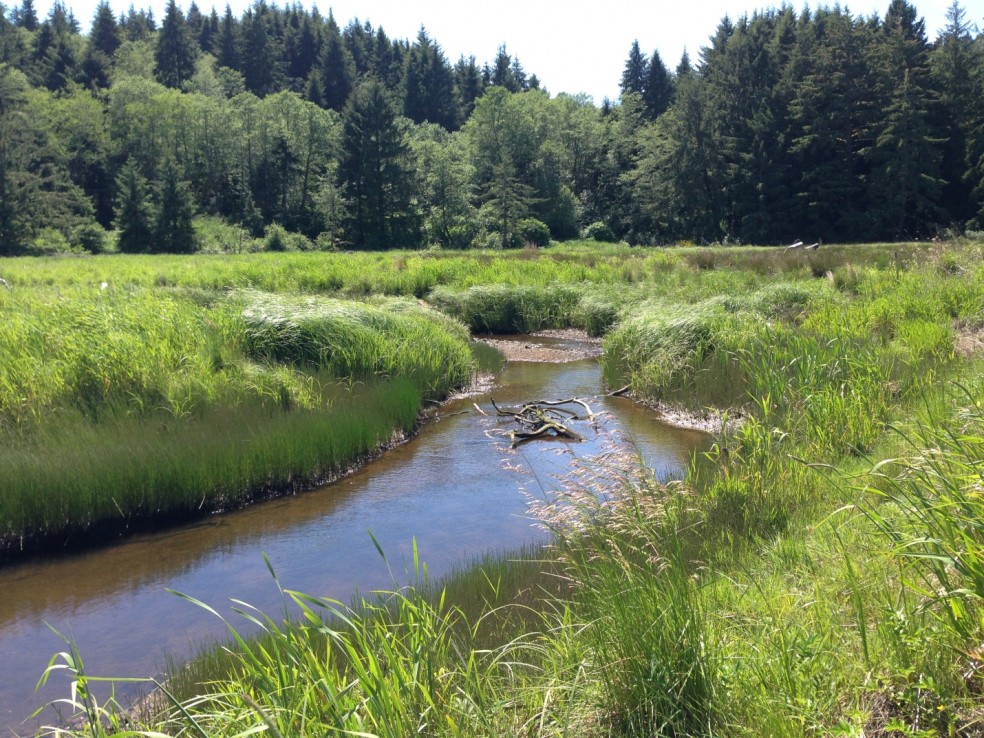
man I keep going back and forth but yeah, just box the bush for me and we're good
[518,218,550,248]
[72,223,109,254]
[195,216,257,254]
[471,229,522,250]
[264,224,288,252]
[582,221,616,243]
[28,228,77,256]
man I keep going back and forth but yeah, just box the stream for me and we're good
[0,335,709,735]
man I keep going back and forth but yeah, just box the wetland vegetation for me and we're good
[4,237,982,736]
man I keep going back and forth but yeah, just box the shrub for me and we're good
[264,223,288,252]
[72,223,109,254]
[518,218,551,247]
[583,221,616,243]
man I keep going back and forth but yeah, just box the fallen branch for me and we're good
[490,397,594,448]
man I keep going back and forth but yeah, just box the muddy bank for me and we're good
[477,329,603,363]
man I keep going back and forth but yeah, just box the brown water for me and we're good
[0,341,707,735]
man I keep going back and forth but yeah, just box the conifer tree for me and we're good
[114,160,153,253]
[319,14,353,111]
[404,27,456,129]
[217,4,238,69]
[339,79,418,248]
[643,49,673,118]
[930,1,979,224]
[152,158,197,252]
[14,0,37,31]
[620,40,647,97]
[154,0,196,88]
[870,0,942,236]
[240,5,280,96]
[89,2,120,56]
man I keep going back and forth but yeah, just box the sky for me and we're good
[36,0,967,102]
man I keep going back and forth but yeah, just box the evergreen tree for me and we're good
[788,8,874,240]
[89,1,120,58]
[154,0,196,88]
[404,27,456,129]
[453,54,483,122]
[930,1,979,224]
[240,4,281,96]
[339,79,418,248]
[185,2,203,40]
[14,0,37,31]
[78,1,119,88]
[620,40,647,97]
[152,158,197,252]
[319,14,353,111]
[120,5,155,42]
[676,49,693,77]
[217,4,238,69]
[480,157,535,248]
[198,8,218,54]
[114,159,153,253]
[643,49,673,118]
[869,0,943,236]
[490,45,522,91]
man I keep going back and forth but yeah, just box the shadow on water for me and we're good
[0,336,709,735]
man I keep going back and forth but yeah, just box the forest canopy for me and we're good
[1,0,982,254]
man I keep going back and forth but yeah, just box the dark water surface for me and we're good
[0,341,707,735]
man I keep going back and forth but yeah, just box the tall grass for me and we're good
[0,378,422,555]
[0,288,474,556]
[25,240,984,736]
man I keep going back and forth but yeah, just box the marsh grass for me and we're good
[0,377,422,556]
[23,240,984,737]
[0,287,474,555]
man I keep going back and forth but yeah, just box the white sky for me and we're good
[39,0,968,102]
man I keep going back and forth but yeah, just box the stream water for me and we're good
[0,336,708,735]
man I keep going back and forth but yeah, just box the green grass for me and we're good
[0,286,474,556]
[18,239,984,737]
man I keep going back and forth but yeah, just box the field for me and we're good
[6,239,984,736]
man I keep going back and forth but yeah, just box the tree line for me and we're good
[1,0,982,255]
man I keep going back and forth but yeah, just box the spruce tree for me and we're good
[88,1,120,57]
[154,0,196,88]
[114,160,154,253]
[404,27,456,129]
[319,15,353,111]
[217,4,238,69]
[152,159,197,253]
[241,6,280,96]
[339,79,418,248]
[453,54,483,123]
[620,40,647,97]
[14,0,37,31]
[643,49,673,118]
[930,1,978,224]
[870,0,942,236]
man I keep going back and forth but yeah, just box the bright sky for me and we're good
[41,0,966,102]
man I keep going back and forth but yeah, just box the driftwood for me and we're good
[491,397,594,448]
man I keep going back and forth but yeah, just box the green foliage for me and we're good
[518,217,550,247]
[339,80,419,249]
[428,283,581,333]
[582,220,616,242]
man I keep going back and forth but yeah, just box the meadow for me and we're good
[7,238,984,736]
